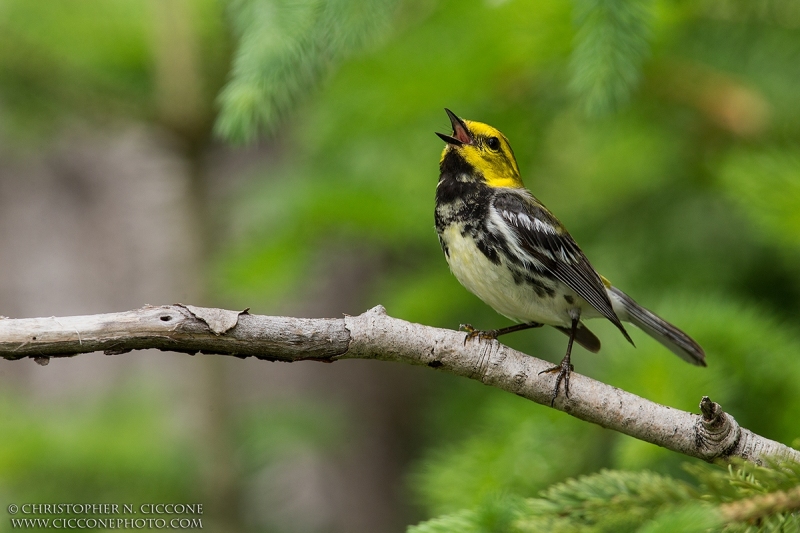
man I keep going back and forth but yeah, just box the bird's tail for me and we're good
[607,286,706,367]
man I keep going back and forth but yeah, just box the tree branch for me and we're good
[1,304,797,465]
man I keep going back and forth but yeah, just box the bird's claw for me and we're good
[538,359,574,407]
[459,324,498,345]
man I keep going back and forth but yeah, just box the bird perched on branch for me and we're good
[434,109,705,405]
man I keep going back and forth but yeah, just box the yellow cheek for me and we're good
[484,173,523,188]
[462,151,523,189]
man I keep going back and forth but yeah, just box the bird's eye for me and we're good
[486,137,501,151]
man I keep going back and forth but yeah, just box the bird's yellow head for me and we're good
[436,109,523,189]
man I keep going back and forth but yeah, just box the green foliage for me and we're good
[717,149,800,249]
[2,0,800,531]
[410,391,600,516]
[217,0,659,142]
[216,0,398,143]
[569,0,652,115]
[408,509,482,533]
[409,495,527,533]
[210,2,800,529]
[410,461,800,533]
[0,384,199,504]
[0,380,345,525]
[235,400,348,472]
[636,505,722,533]
[0,0,227,141]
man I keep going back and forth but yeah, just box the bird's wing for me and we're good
[491,190,632,343]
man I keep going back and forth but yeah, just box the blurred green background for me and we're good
[0,0,799,531]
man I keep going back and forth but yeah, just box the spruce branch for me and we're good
[215,0,397,143]
[569,0,652,115]
[1,304,797,466]
[412,462,800,532]
[719,485,800,525]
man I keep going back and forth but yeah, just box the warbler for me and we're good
[434,109,705,405]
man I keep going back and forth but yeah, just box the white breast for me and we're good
[441,223,573,327]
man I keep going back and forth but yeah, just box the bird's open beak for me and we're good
[436,108,472,146]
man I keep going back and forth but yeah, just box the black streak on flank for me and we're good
[438,235,449,258]
[509,267,555,298]
[456,220,504,266]
[475,238,501,265]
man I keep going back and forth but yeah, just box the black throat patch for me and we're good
[435,151,511,265]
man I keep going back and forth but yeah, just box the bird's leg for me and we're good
[460,322,543,344]
[538,315,579,406]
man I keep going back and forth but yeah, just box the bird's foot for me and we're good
[459,324,500,345]
[538,358,574,407]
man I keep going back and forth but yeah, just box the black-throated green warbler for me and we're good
[435,109,705,404]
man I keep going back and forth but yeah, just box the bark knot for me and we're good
[695,396,741,460]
